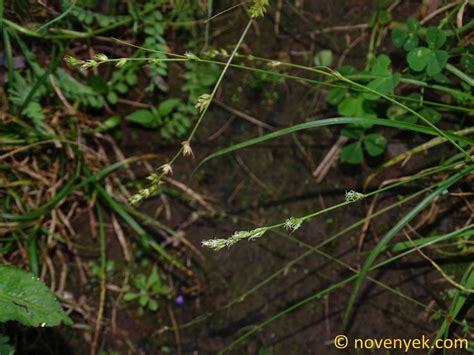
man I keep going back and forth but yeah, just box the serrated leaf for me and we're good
[0,265,72,327]
[126,109,158,128]
[426,26,446,50]
[363,133,387,156]
[341,141,364,164]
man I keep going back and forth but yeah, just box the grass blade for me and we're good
[342,165,474,329]
[197,117,474,169]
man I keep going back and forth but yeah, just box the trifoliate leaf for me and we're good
[426,26,446,50]
[341,141,364,164]
[363,133,387,157]
[407,47,431,72]
[418,107,441,124]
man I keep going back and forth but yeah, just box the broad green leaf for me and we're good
[460,53,474,74]
[87,75,108,95]
[363,55,399,100]
[365,73,400,100]
[407,47,431,72]
[391,19,419,50]
[407,18,420,32]
[431,72,451,84]
[97,115,121,132]
[123,292,139,302]
[327,87,347,105]
[426,50,448,76]
[158,98,181,117]
[341,141,364,164]
[341,126,364,140]
[148,299,158,311]
[404,33,419,51]
[418,107,441,124]
[107,91,118,104]
[0,335,14,355]
[0,265,72,327]
[126,109,158,128]
[391,28,407,48]
[338,96,376,122]
[386,105,407,119]
[426,26,446,50]
[378,10,391,25]
[314,49,333,67]
[337,65,356,75]
[363,133,387,156]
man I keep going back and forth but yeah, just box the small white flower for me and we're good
[161,163,173,175]
[115,58,127,67]
[202,238,228,251]
[284,217,303,232]
[345,190,365,202]
[182,140,193,157]
[195,93,212,113]
[94,53,109,62]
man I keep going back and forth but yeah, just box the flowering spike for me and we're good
[195,94,212,113]
[345,190,365,202]
[182,140,193,157]
[284,217,303,232]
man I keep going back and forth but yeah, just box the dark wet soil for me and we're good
[5,1,472,354]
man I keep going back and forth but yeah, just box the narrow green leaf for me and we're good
[197,117,474,169]
[343,165,474,329]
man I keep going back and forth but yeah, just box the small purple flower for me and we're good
[174,295,185,305]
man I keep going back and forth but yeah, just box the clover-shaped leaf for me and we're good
[426,27,446,50]
[419,107,441,124]
[391,18,420,51]
[341,141,364,164]
[364,55,401,100]
[407,47,448,76]
[363,133,387,157]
